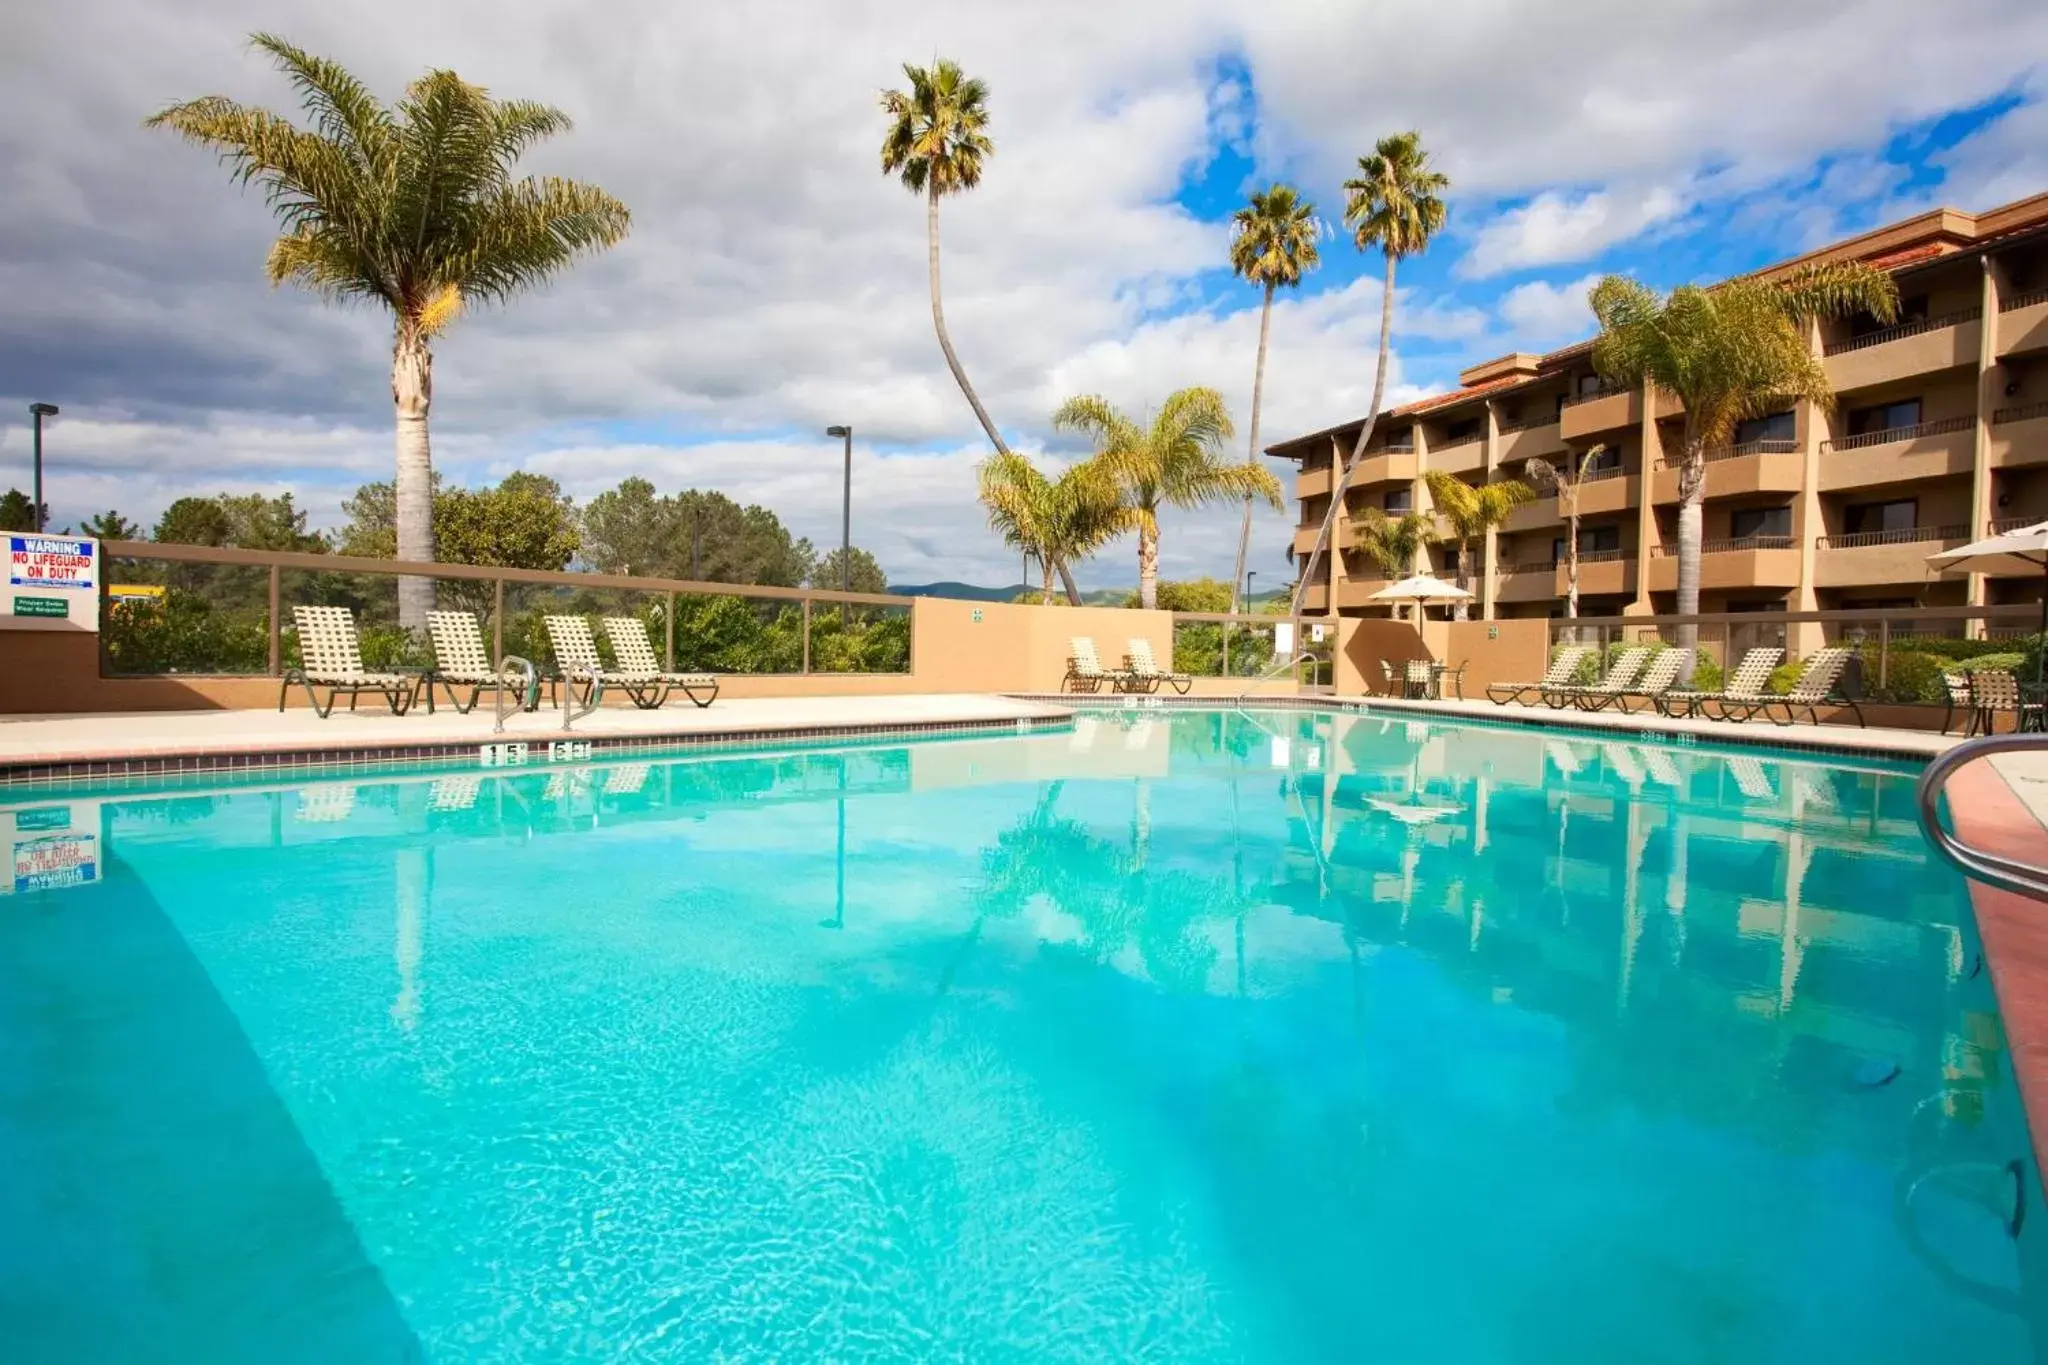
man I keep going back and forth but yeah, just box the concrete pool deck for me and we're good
[0,694,1074,785]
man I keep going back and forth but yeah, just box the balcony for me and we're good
[1558,549,1633,598]
[1336,573,1396,609]
[1496,418,1563,465]
[1502,496,1564,533]
[1818,416,1975,491]
[1993,514,2047,534]
[1646,537,1801,592]
[1812,524,1968,588]
[1823,309,1982,392]
[1559,385,1639,441]
[1429,433,1485,475]
[1296,463,1334,500]
[1990,402,2048,469]
[1651,439,1804,502]
[1495,561,1559,603]
[1342,448,1420,492]
[2000,287,2048,359]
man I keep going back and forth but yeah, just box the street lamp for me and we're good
[1245,571,1257,607]
[825,425,853,594]
[28,402,58,533]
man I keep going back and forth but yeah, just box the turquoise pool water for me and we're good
[1,708,2040,1361]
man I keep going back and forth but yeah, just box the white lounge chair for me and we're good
[1125,638,1192,695]
[280,605,417,717]
[1721,647,1862,727]
[1065,637,1133,693]
[601,616,719,709]
[1660,647,1782,719]
[1587,648,1690,713]
[1544,647,1650,710]
[422,610,533,715]
[1487,645,1591,706]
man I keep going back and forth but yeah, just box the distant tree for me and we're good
[811,546,887,596]
[0,490,45,532]
[1121,577,1234,612]
[1053,387,1282,610]
[336,472,577,614]
[1227,183,1321,612]
[1292,131,1450,616]
[149,33,629,627]
[81,510,143,542]
[153,496,234,546]
[579,478,814,587]
[215,492,326,553]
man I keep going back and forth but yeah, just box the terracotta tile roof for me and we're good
[1864,243,1947,271]
[1387,374,1526,418]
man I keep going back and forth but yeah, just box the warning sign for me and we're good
[13,834,98,893]
[8,535,96,591]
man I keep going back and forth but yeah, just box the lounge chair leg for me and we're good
[684,681,717,708]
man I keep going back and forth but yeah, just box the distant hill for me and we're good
[889,581,1033,603]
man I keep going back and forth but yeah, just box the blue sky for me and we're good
[3,0,2046,587]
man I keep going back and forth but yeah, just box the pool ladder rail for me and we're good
[1234,651,1321,716]
[1916,733,2048,904]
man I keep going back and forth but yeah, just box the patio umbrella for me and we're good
[1926,520,2048,682]
[1367,574,1474,620]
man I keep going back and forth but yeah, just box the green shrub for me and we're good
[1870,650,1945,704]
[103,590,268,675]
[1687,652,1723,693]
[1764,661,1802,695]
[1960,652,2026,675]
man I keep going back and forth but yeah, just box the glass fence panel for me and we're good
[103,557,271,676]
[806,600,911,674]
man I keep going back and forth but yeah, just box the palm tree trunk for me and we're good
[392,329,436,630]
[1452,532,1472,621]
[927,184,1008,456]
[1231,282,1276,615]
[1138,524,1160,611]
[1292,253,1398,616]
[1057,560,1083,607]
[1563,489,1581,618]
[1675,429,1706,651]
[1041,555,1056,605]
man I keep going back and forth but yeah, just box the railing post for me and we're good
[1878,618,1890,692]
[665,591,676,671]
[493,577,505,664]
[267,564,282,677]
[1221,618,1229,678]
[802,597,812,674]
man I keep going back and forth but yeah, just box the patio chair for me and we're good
[1968,669,2045,735]
[1940,671,1975,735]
[1485,645,1592,706]
[1438,660,1469,700]
[1065,637,1133,693]
[1595,648,1692,714]
[421,610,535,715]
[280,605,418,717]
[1720,647,1861,727]
[601,616,720,709]
[1379,659,1400,694]
[1658,647,1782,720]
[542,615,611,710]
[1543,646,1649,710]
[1125,638,1193,695]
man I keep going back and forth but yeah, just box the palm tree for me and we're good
[1524,446,1604,618]
[976,451,1128,604]
[1588,262,1898,643]
[1227,184,1322,614]
[1422,471,1535,618]
[1290,132,1449,617]
[1053,388,1282,610]
[150,35,630,629]
[1349,508,1437,624]
[880,60,1008,456]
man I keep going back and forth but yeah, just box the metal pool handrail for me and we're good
[492,655,538,735]
[1236,650,1321,713]
[1915,734,2048,903]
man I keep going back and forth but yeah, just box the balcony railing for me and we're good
[1496,414,1558,434]
[1994,401,2048,425]
[1579,463,1627,483]
[1650,535,1794,556]
[1823,307,1982,356]
[1657,437,1799,470]
[1432,431,1483,450]
[1815,523,1966,550]
[1560,382,1627,408]
[1505,560,1555,574]
[1382,441,1416,454]
[1821,415,1974,452]
[2002,287,2048,313]
[1993,515,2045,534]
[1575,548,1628,563]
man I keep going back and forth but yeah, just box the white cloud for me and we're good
[1494,273,1601,350]
[1933,76,2048,212]
[1458,187,1686,279]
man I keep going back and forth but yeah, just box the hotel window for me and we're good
[1444,417,1481,443]
[1576,373,1606,397]
[1843,500,1917,535]
[1729,506,1793,541]
[1850,294,1928,338]
[1847,399,1922,435]
[1733,410,1795,445]
[1383,488,1413,514]
[1579,525,1621,554]
[1441,547,1459,574]
[1580,446,1622,475]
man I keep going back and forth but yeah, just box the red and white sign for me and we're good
[13,834,98,892]
[8,535,96,591]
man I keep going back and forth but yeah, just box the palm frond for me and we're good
[1350,508,1437,577]
[879,58,992,198]
[248,32,393,172]
[1769,260,1900,327]
[1342,130,1450,261]
[1230,183,1322,289]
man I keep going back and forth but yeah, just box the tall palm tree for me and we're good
[149,34,630,628]
[976,451,1128,604]
[1422,470,1534,618]
[1290,131,1449,618]
[1349,508,1437,624]
[1053,388,1282,610]
[1524,445,1604,618]
[1589,262,1898,643]
[880,60,1008,456]
[1227,184,1321,614]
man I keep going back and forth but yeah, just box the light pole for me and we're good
[29,403,58,532]
[825,425,852,594]
[1245,571,1257,606]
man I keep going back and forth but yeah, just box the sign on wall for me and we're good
[1,802,101,894]
[3,534,98,632]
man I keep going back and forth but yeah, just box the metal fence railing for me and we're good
[98,541,912,680]
[1823,307,1982,355]
[1169,611,1332,687]
[1821,415,1974,453]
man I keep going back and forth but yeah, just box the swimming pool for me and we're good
[2,707,2039,1361]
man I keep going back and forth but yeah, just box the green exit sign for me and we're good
[12,596,66,618]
